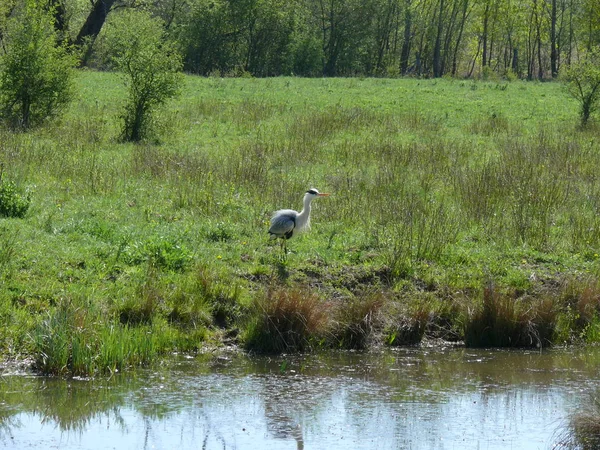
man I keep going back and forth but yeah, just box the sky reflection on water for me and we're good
[1,347,599,449]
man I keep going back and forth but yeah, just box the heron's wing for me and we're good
[269,210,297,237]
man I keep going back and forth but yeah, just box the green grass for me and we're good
[2,71,600,375]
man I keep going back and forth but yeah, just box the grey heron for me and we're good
[268,188,330,255]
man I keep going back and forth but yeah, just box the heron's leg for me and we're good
[279,238,286,261]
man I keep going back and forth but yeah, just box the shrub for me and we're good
[563,48,600,127]
[0,171,30,218]
[99,10,183,142]
[0,0,75,129]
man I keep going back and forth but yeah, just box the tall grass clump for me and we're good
[170,265,242,329]
[555,277,600,343]
[0,225,18,274]
[384,191,458,278]
[333,291,386,349]
[96,324,160,374]
[385,301,431,346]
[453,134,571,248]
[31,301,99,376]
[555,391,600,449]
[464,282,557,348]
[31,300,167,376]
[243,286,331,353]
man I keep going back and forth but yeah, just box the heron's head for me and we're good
[306,188,330,199]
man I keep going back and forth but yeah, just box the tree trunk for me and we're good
[527,0,537,80]
[75,0,118,64]
[375,0,396,72]
[441,0,460,75]
[550,0,557,77]
[400,0,412,74]
[567,0,573,65]
[537,15,543,79]
[452,0,470,76]
[482,1,489,67]
[433,0,445,77]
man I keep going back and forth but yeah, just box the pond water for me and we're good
[1,346,599,450]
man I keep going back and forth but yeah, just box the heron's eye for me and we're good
[307,189,318,195]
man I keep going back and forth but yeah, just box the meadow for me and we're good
[1,70,600,376]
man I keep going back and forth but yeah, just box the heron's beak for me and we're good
[318,193,330,197]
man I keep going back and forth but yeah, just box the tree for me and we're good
[230,0,295,76]
[399,0,413,74]
[0,1,17,51]
[75,0,118,64]
[0,0,75,129]
[563,48,600,127]
[312,0,374,76]
[100,9,182,142]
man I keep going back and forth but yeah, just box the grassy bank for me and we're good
[2,71,600,376]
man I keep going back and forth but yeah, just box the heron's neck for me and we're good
[296,195,314,229]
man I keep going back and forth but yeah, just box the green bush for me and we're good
[0,0,75,129]
[0,178,30,218]
[563,48,600,127]
[98,10,182,142]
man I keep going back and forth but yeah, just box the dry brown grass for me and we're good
[332,291,386,349]
[386,303,431,346]
[244,286,332,353]
[555,393,600,449]
[464,281,558,348]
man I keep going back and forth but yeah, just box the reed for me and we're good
[385,303,430,346]
[333,291,386,349]
[464,281,558,348]
[555,391,600,450]
[243,286,331,353]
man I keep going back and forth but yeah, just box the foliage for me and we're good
[0,0,75,129]
[563,48,600,126]
[160,0,600,78]
[99,9,182,142]
[3,0,599,79]
[0,171,30,218]
[178,0,296,76]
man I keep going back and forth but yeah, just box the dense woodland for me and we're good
[1,0,599,79]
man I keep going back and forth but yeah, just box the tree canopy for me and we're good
[1,0,600,78]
